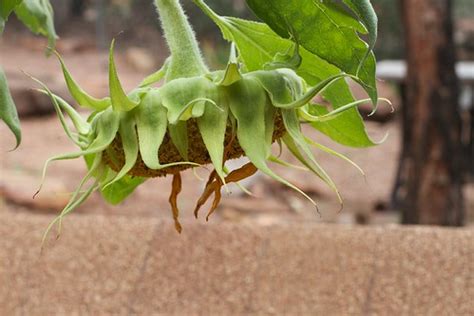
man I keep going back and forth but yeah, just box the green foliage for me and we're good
[14,0,57,51]
[193,0,377,147]
[0,68,21,148]
[101,174,145,205]
[0,0,57,147]
[0,0,22,33]
[245,0,377,103]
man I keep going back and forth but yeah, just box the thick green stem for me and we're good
[154,0,208,81]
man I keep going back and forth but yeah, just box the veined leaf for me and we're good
[308,103,373,148]
[342,0,378,72]
[193,1,376,147]
[0,67,21,148]
[14,0,57,51]
[245,0,377,103]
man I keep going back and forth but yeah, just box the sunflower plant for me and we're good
[24,0,388,236]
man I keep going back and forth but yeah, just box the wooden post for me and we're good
[400,0,465,225]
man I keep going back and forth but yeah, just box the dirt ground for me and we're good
[1,35,473,228]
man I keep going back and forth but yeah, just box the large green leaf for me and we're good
[307,103,373,148]
[245,0,377,103]
[14,0,57,50]
[298,53,376,147]
[342,0,378,67]
[193,0,376,147]
[0,67,21,148]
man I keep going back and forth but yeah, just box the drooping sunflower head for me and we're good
[35,0,388,238]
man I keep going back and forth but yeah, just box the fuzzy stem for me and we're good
[154,0,208,80]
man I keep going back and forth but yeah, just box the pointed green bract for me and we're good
[218,63,241,86]
[228,77,316,206]
[160,76,217,123]
[42,153,102,246]
[103,112,139,188]
[45,92,90,135]
[135,91,168,169]
[281,109,341,203]
[56,52,111,111]
[249,70,294,105]
[305,137,365,177]
[35,108,119,200]
[86,109,121,153]
[169,120,189,160]
[109,40,139,112]
[197,98,228,182]
[33,85,83,147]
[29,74,91,144]
[139,57,171,87]
[134,91,199,171]
[269,155,307,171]
[307,103,374,148]
[227,78,269,160]
[300,99,372,123]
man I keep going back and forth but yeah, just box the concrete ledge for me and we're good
[1,212,473,315]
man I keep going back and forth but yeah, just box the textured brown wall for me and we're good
[1,212,473,315]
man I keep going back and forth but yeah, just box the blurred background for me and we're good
[0,0,473,227]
